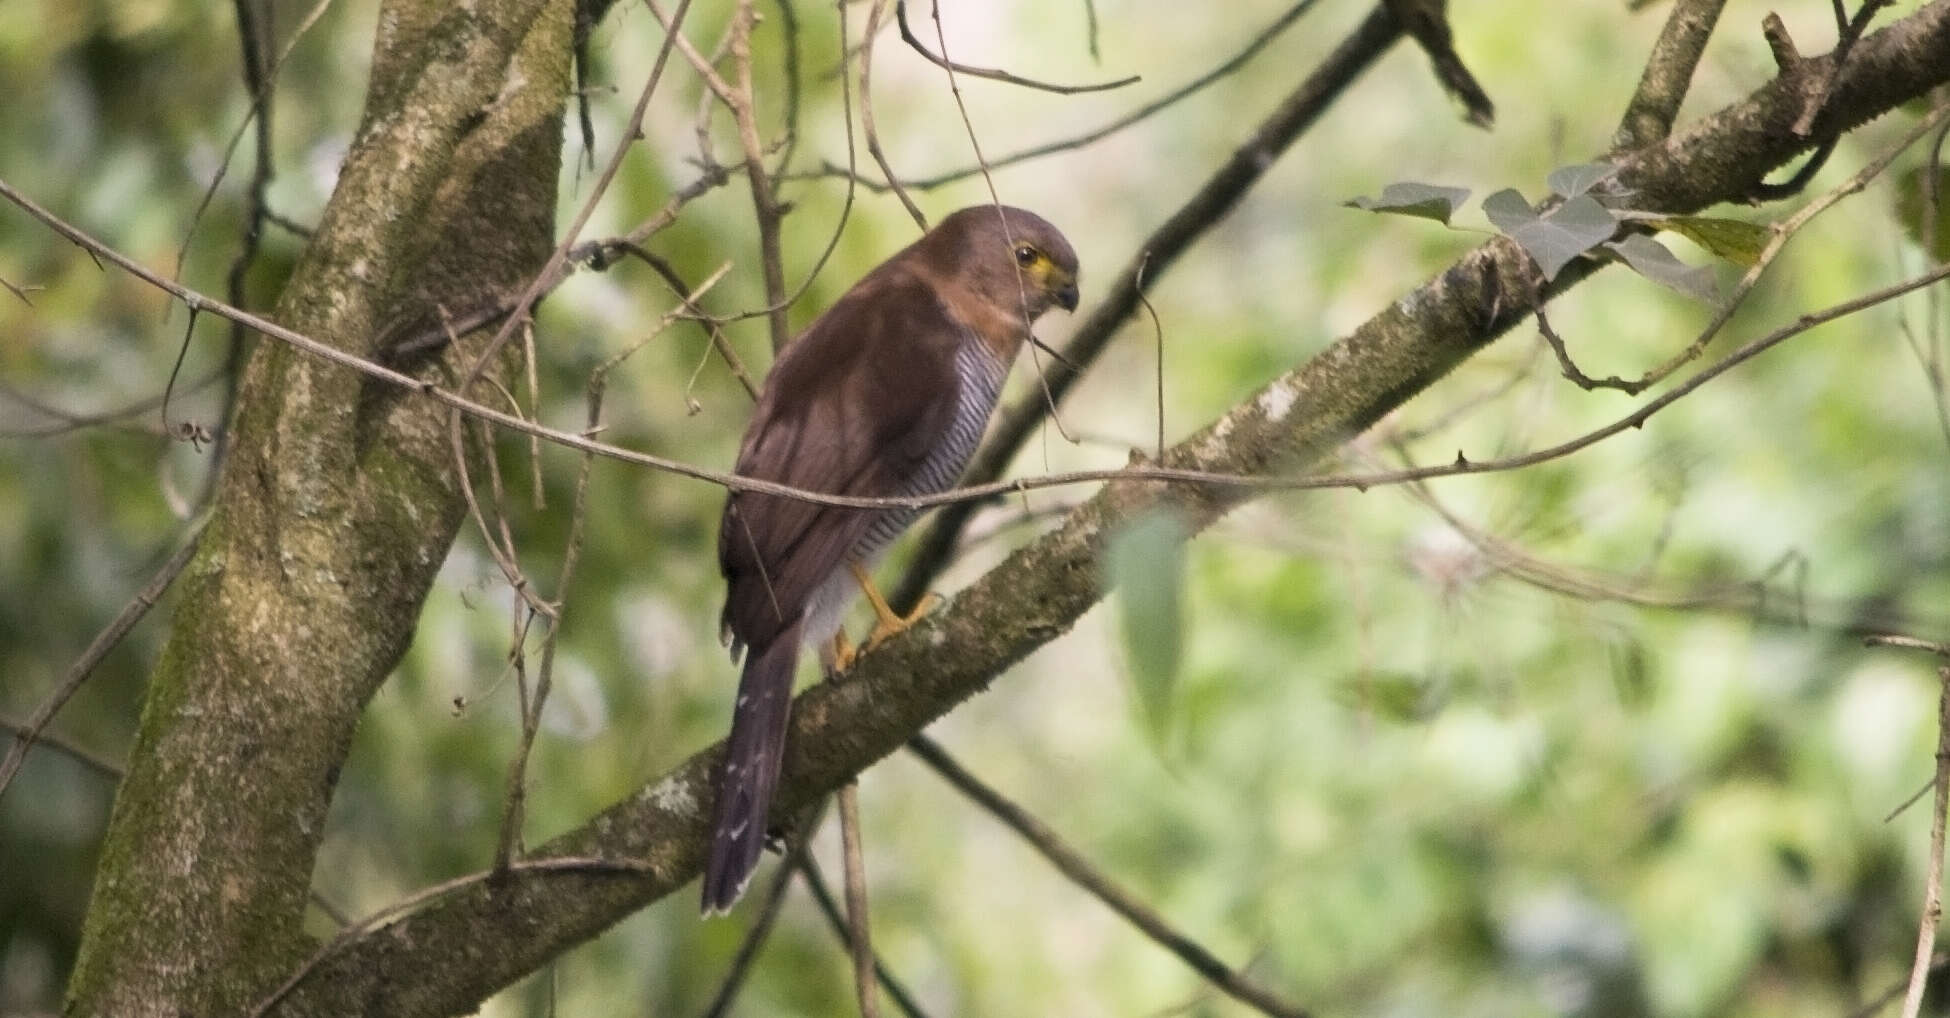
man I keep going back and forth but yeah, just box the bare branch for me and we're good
[1868,634,1950,658]
[892,0,1137,95]
[908,735,1310,1018]
[1900,666,1950,1018]
[797,855,935,1018]
[797,0,1320,193]
[860,0,926,229]
[838,783,880,1018]
[0,714,124,783]
[453,0,696,394]
[1383,0,1494,127]
[0,526,203,804]
[731,2,790,352]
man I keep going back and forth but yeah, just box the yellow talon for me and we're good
[848,562,942,654]
[830,630,858,674]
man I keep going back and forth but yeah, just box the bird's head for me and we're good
[926,205,1080,324]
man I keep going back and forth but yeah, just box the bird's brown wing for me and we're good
[718,268,963,653]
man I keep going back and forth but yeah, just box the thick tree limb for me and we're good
[1613,0,1729,150]
[273,6,1950,1015]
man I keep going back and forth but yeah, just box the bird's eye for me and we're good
[1014,245,1038,265]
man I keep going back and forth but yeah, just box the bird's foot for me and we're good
[828,631,859,676]
[862,592,942,653]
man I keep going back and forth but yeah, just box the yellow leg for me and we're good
[829,630,858,674]
[848,561,941,652]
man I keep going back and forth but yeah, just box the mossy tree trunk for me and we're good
[62,1,577,1014]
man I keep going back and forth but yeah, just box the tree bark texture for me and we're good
[269,3,1950,1016]
[62,0,577,1014]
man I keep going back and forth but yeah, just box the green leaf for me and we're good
[1651,216,1769,267]
[1607,234,1718,301]
[1895,165,1950,262]
[1344,182,1472,225]
[1485,190,1619,279]
[1547,162,1620,199]
[1104,511,1189,742]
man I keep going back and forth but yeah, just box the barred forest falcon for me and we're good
[704,205,1080,913]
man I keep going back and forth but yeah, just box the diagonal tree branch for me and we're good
[271,6,1950,1015]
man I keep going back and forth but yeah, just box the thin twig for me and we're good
[730,1,791,353]
[797,855,934,1018]
[838,783,880,1018]
[452,0,695,397]
[800,0,1319,193]
[172,0,334,279]
[1899,665,1950,1018]
[8,169,1948,515]
[0,526,204,803]
[907,735,1308,1017]
[1136,252,1165,458]
[770,0,803,175]
[893,1,1137,95]
[1616,99,1950,394]
[859,0,925,229]
[0,714,124,782]
[1794,0,1894,137]
[1853,953,1950,1018]
[0,372,220,438]
[923,0,1078,445]
[647,0,861,339]
[601,241,760,400]
[208,0,282,509]
[1536,304,1642,394]
[1867,634,1950,658]
[0,273,36,305]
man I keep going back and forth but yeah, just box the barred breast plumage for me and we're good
[798,336,1008,649]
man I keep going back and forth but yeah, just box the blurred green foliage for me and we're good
[4,0,1950,1015]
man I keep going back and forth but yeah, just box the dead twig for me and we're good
[838,783,880,1018]
[797,855,934,1018]
[0,526,204,804]
[800,0,1319,193]
[860,0,926,230]
[1899,664,1950,1018]
[893,0,1137,95]
[907,735,1311,1018]
[8,167,1948,515]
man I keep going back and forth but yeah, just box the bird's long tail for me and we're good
[701,625,800,914]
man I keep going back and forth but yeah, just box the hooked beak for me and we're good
[1054,279,1080,313]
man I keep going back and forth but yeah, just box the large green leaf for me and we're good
[1104,510,1189,743]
